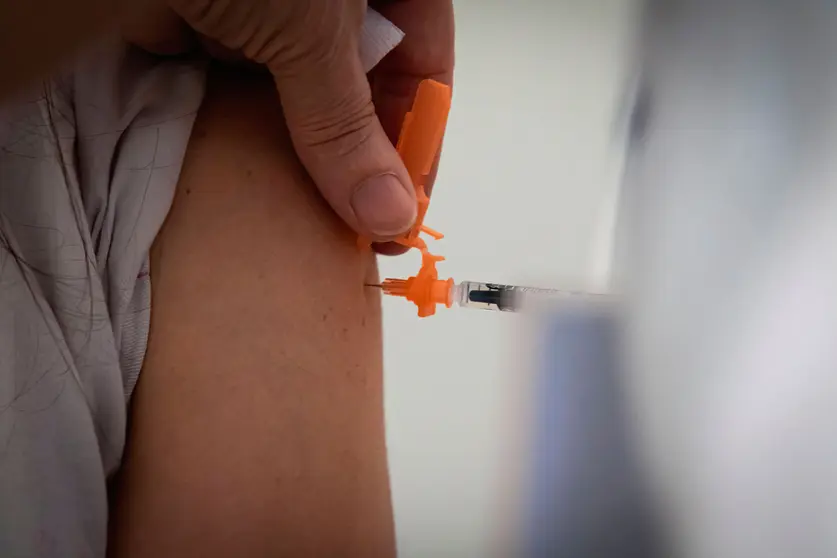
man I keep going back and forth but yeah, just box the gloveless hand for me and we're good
[126,0,454,248]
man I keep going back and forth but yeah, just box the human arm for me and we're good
[107,66,395,557]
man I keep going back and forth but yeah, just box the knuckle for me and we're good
[173,0,271,52]
[293,92,378,157]
[266,32,342,79]
[261,0,363,74]
[266,21,346,76]
[170,0,225,30]
[241,1,306,66]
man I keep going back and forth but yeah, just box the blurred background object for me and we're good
[379,1,636,556]
[517,305,660,558]
[617,3,837,558]
[383,1,837,557]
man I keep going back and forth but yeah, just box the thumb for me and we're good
[272,37,416,239]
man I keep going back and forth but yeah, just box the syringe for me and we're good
[450,280,608,312]
[370,278,608,315]
[360,79,608,317]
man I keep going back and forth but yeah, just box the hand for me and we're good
[126,0,454,250]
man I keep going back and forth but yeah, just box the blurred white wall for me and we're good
[380,1,635,556]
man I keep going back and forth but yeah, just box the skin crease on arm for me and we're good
[107,66,395,557]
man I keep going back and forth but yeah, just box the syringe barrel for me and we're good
[453,280,608,313]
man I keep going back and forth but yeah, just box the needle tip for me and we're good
[364,283,383,288]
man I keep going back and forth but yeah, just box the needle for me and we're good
[365,284,383,288]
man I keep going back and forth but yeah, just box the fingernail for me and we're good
[351,173,416,236]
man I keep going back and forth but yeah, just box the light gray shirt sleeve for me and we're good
[0,38,206,557]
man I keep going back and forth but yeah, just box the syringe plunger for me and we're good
[451,280,607,313]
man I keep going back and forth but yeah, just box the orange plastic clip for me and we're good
[381,248,454,318]
[392,79,452,250]
[358,79,452,250]
[362,79,455,317]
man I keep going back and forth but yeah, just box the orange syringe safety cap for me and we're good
[361,79,455,318]
[358,79,452,250]
[393,79,451,250]
[381,241,454,317]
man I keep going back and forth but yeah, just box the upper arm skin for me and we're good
[108,67,394,558]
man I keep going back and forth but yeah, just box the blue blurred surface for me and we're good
[523,309,660,557]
